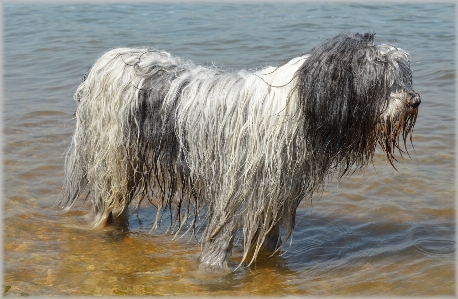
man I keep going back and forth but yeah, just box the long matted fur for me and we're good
[59,32,420,271]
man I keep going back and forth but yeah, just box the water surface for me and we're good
[3,3,455,296]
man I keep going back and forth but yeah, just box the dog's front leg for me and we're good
[260,222,282,253]
[198,222,237,273]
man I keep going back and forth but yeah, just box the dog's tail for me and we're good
[58,129,88,211]
[56,52,116,228]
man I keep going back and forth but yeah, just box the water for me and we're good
[3,3,455,296]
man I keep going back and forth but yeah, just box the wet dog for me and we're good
[59,32,420,271]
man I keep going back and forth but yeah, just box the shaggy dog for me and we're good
[59,32,420,271]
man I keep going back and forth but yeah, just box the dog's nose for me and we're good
[408,93,421,108]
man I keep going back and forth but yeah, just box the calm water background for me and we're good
[3,2,455,296]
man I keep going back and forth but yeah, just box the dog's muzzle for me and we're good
[408,93,421,109]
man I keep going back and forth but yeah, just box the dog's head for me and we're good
[296,32,420,175]
[374,41,420,166]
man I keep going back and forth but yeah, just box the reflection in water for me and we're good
[4,207,301,296]
[3,192,454,296]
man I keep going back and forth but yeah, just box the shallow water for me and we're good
[3,3,455,296]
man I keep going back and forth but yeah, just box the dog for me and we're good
[58,32,420,272]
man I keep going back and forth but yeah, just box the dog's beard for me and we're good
[377,91,419,167]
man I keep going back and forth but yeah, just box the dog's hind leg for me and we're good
[88,191,132,229]
[90,207,113,229]
[87,159,140,229]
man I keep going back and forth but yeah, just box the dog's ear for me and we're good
[296,33,389,165]
[295,32,418,177]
